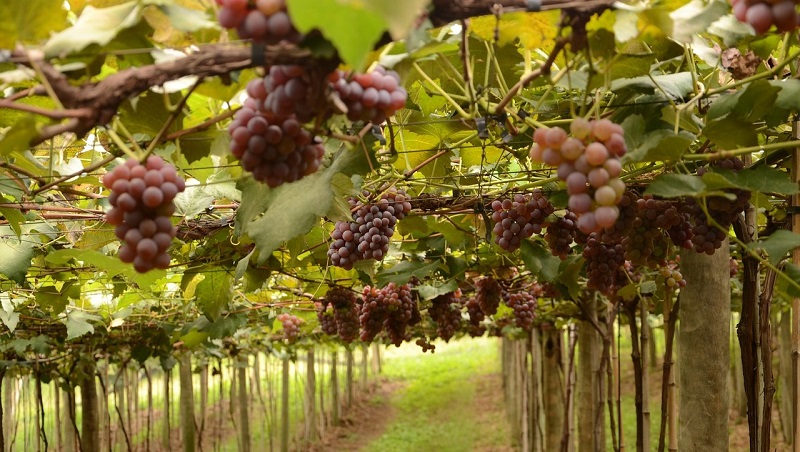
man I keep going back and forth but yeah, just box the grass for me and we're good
[363,338,510,452]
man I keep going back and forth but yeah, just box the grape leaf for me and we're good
[669,0,729,43]
[65,310,102,340]
[415,280,458,301]
[754,230,800,266]
[645,174,705,198]
[44,2,142,58]
[194,267,232,321]
[520,240,560,283]
[375,260,441,287]
[287,0,387,70]
[0,228,35,285]
[0,0,68,48]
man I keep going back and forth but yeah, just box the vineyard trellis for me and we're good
[2,0,800,451]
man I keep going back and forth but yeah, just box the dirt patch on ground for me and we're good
[309,379,403,452]
[473,372,515,452]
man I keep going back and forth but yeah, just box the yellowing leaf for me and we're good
[469,11,559,50]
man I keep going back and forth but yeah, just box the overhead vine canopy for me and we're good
[1,0,800,366]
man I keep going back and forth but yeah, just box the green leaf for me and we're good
[557,256,584,301]
[44,2,143,57]
[179,329,209,349]
[0,207,25,237]
[244,148,362,263]
[45,249,165,286]
[287,0,387,70]
[194,267,232,321]
[755,230,800,266]
[364,0,429,40]
[622,129,695,163]
[415,280,458,301]
[611,72,694,100]
[0,230,35,285]
[35,286,68,315]
[645,174,705,198]
[146,2,218,32]
[65,310,102,340]
[0,0,68,48]
[520,240,560,283]
[702,118,758,149]
[375,260,441,287]
[776,263,800,298]
[714,165,799,194]
[0,115,39,156]
[669,0,729,43]
[174,183,216,219]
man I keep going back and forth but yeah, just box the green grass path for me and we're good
[363,338,511,452]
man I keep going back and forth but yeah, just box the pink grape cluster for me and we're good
[276,313,303,343]
[263,65,318,123]
[732,0,800,34]
[474,276,503,316]
[490,190,554,252]
[328,188,412,269]
[317,286,360,343]
[530,118,627,234]
[215,0,301,44]
[103,156,185,273]
[463,295,487,337]
[228,79,325,187]
[656,260,686,289]
[503,291,537,330]
[358,283,418,344]
[329,67,408,124]
[428,290,463,342]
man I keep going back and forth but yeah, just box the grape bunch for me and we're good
[504,291,537,330]
[665,203,694,250]
[263,65,321,123]
[622,196,686,268]
[228,94,325,187]
[732,0,800,34]
[316,303,338,335]
[582,233,626,295]
[103,156,185,273]
[463,295,487,337]
[688,158,751,255]
[474,276,503,316]
[383,283,417,347]
[490,190,554,252]
[730,258,740,277]
[529,118,627,234]
[415,338,436,353]
[358,285,394,342]
[327,287,360,343]
[216,0,302,44]
[276,313,303,343]
[656,261,686,289]
[328,187,412,269]
[428,290,463,342]
[530,281,560,299]
[598,190,638,245]
[330,67,408,124]
[545,210,580,259]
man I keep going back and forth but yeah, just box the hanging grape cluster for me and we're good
[687,158,750,255]
[656,260,686,289]
[474,276,503,316]
[622,196,686,268]
[103,156,185,273]
[582,232,626,295]
[463,295,487,337]
[328,187,412,269]
[329,68,409,124]
[228,77,325,187]
[428,290,463,342]
[216,0,302,44]
[732,0,800,34]
[545,210,580,259]
[316,287,359,343]
[503,291,537,330]
[491,190,554,252]
[529,118,627,233]
[276,313,303,343]
[358,283,418,345]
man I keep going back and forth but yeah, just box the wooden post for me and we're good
[238,357,251,452]
[679,241,731,451]
[179,353,196,452]
[792,119,800,452]
[331,351,340,426]
[346,349,354,409]
[162,367,171,449]
[80,367,100,452]
[280,355,290,452]
[304,349,317,446]
[641,301,651,451]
